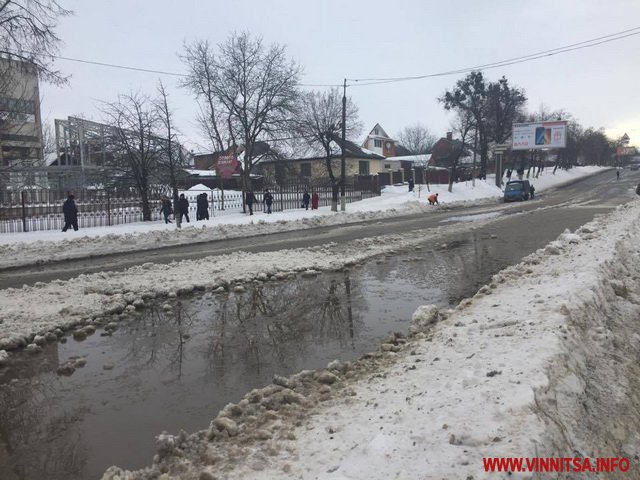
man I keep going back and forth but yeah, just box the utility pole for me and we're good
[340,78,347,211]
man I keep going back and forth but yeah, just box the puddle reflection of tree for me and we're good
[119,304,195,379]
[0,369,88,480]
[204,274,365,375]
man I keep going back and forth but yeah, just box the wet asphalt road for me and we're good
[0,169,637,289]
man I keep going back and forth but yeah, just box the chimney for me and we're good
[446,132,453,141]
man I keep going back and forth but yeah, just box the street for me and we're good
[0,169,634,290]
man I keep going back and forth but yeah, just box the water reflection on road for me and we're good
[0,227,561,480]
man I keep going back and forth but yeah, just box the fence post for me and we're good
[107,189,111,226]
[21,190,27,233]
[279,185,284,212]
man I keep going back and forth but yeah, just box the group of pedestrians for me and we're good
[244,189,274,215]
[302,191,319,210]
[160,193,202,225]
[244,189,319,215]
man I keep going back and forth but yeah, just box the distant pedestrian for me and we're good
[62,194,78,232]
[159,195,173,224]
[196,193,203,220]
[427,193,439,205]
[178,193,190,223]
[408,178,415,192]
[617,170,620,181]
[245,189,255,215]
[311,191,319,210]
[263,189,274,214]
[529,184,535,199]
[302,191,311,210]
[506,169,513,181]
[196,193,209,220]
[201,193,209,220]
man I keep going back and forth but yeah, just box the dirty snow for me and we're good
[0,167,606,269]
[99,198,640,480]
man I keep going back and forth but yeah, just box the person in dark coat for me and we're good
[529,184,535,199]
[302,191,311,210]
[62,194,79,232]
[159,195,173,224]
[195,193,203,220]
[178,193,190,223]
[311,191,319,210]
[245,189,255,215]
[408,178,415,192]
[263,189,274,214]
[200,193,209,220]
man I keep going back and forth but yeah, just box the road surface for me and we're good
[0,169,636,289]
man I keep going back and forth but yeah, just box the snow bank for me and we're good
[0,167,607,269]
[100,198,640,480]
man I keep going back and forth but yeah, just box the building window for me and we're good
[300,163,312,177]
[359,161,370,175]
[374,128,379,135]
[374,139,382,148]
[384,163,391,169]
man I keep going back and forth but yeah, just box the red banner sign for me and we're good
[216,154,239,178]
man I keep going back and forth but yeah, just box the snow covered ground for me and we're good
[0,167,606,269]
[98,198,640,480]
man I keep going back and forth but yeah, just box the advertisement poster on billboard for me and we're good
[512,121,567,150]
[216,153,239,178]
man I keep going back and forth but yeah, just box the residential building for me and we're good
[361,123,408,158]
[258,136,385,183]
[0,58,44,188]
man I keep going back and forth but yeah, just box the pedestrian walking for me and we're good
[616,170,620,181]
[263,189,274,214]
[529,184,535,199]
[427,193,439,205]
[61,194,79,232]
[245,189,255,215]
[159,195,173,224]
[408,178,415,192]
[311,191,319,210]
[178,193,190,223]
[302,191,311,210]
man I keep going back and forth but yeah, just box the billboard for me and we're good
[616,146,636,156]
[216,153,239,178]
[512,121,567,150]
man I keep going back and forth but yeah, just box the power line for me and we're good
[348,26,640,86]
[22,24,640,90]
[49,54,341,87]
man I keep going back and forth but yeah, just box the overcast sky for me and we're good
[40,0,640,151]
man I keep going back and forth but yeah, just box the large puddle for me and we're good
[0,216,589,480]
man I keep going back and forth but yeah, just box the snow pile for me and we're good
[101,199,640,480]
[0,167,607,269]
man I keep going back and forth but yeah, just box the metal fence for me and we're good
[0,183,379,233]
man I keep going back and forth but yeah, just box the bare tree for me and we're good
[447,111,476,193]
[396,123,436,155]
[155,80,189,227]
[0,0,71,84]
[181,32,301,194]
[295,88,361,211]
[102,93,162,221]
